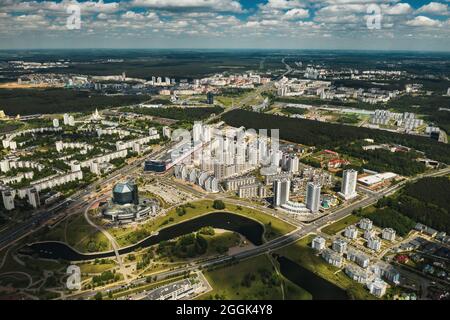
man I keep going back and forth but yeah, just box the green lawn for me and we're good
[74,228,111,253]
[215,96,234,107]
[41,222,66,242]
[0,248,41,276]
[0,246,68,293]
[284,278,313,300]
[199,255,293,300]
[321,214,362,236]
[111,200,295,247]
[40,214,111,253]
[224,202,295,241]
[275,235,376,300]
[205,231,241,256]
[21,256,67,272]
[78,262,116,274]
[0,274,31,289]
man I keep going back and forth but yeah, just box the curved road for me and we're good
[83,199,129,279]
[69,166,450,299]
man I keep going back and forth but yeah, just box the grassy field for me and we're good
[158,230,242,263]
[78,261,116,274]
[41,214,111,253]
[0,120,23,134]
[0,274,31,289]
[41,222,66,242]
[275,235,375,300]
[321,214,362,236]
[284,278,312,300]
[204,231,241,256]
[215,96,235,107]
[21,256,66,272]
[199,254,310,300]
[0,247,42,277]
[111,199,295,247]
[0,245,69,295]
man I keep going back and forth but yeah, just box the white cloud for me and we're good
[130,0,242,12]
[315,14,359,24]
[416,2,449,16]
[382,3,412,16]
[405,15,441,27]
[122,11,145,20]
[0,0,449,49]
[265,0,305,10]
[97,13,109,20]
[316,4,367,16]
[284,8,309,20]
[0,0,121,14]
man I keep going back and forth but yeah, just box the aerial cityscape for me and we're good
[0,0,449,305]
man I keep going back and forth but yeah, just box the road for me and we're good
[69,166,450,300]
[83,198,129,280]
[281,57,294,76]
[206,56,290,125]
[3,63,449,297]
[0,144,176,252]
[0,74,279,253]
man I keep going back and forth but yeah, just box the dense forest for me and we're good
[403,177,450,213]
[280,107,308,116]
[340,144,427,176]
[222,110,450,165]
[123,106,223,121]
[157,233,208,259]
[0,88,151,116]
[360,208,415,237]
[375,177,450,233]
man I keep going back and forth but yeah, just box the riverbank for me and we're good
[275,235,375,300]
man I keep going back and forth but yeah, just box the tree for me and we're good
[94,292,103,300]
[213,200,226,210]
[176,206,187,216]
[241,273,256,288]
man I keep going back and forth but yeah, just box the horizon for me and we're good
[1,1,450,51]
[2,48,450,54]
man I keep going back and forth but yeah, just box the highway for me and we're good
[0,74,278,253]
[2,63,449,298]
[206,56,289,125]
[0,143,175,252]
[69,166,450,300]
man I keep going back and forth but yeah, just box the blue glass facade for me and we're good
[144,160,167,173]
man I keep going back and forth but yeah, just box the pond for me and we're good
[277,256,349,300]
[22,212,265,262]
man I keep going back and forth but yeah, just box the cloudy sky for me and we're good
[1,0,450,51]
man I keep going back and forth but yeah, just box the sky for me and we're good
[0,0,450,51]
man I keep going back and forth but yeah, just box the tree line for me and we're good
[222,110,450,165]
